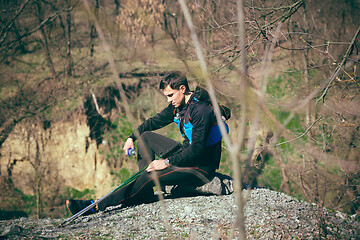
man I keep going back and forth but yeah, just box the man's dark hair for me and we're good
[159,71,190,91]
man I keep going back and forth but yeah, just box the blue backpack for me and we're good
[174,86,231,147]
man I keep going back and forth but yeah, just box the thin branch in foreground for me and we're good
[82,0,134,122]
[177,0,232,149]
[179,0,248,239]
[81,0,172,237]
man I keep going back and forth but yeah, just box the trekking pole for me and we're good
[59,156,146,227]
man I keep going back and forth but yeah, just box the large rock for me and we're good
[1,224,23,237]
[196,172,234,195]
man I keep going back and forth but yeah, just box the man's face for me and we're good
[163,85,186,108]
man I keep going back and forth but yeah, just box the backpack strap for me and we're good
[194,86,231,120]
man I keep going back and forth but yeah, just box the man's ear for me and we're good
[179,85,186,93]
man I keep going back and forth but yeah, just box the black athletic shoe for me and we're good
[66,199,97,216]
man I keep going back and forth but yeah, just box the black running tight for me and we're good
[97,132,215,211]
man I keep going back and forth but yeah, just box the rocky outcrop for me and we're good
[1,188,359,239]
[196,172,234,195]
[0,114,116,200]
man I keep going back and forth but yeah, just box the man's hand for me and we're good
[146,159,169,172]
[123,138,135,156]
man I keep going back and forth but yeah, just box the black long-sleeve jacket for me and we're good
[129,92,222,169]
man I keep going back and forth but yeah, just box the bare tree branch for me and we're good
[0,0,32,46]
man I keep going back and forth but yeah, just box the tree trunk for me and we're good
[302,8,313,137]
[66,1,73,76]
[42,29,57,79]
[89,0,99,71]
[36,2,57,80]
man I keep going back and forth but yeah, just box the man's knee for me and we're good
[139,131,167,146]
[139,131,154,141]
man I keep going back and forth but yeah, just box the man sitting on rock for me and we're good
[66,71,230,215]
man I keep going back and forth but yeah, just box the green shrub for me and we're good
[13,188,36,215]
[257,156,282,191]
[110,167,136,186]
[101,114,135,166]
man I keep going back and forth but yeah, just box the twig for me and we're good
[326,49,359,87]
[119,71,167,78]
[274,116,322,147]
[90,90,109,119]
[315,26,360,105]
[179,0,247,238]
[274,27,360,140]
[1,10,64,49]
[133,130,174,237]
[242,22,282,187]
[82,0,134,122]
[178,0,232,149]
[0,0,32,46]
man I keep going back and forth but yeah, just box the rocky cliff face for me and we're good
[0,113,114,204]
[1,189,359,239]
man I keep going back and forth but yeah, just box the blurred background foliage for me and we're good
[0,0,359,220]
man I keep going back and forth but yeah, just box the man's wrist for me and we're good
[164,159,170,166]
[128,135,136,142]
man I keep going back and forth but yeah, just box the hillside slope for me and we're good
[1,189,359,239]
